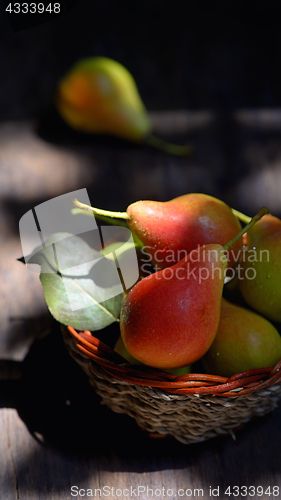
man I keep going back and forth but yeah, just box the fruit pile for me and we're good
[53,58,281,380]
[76,193,281,379]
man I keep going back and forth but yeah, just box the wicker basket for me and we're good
[62,325,281,445]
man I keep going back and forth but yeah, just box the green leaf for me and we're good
[26,232,102,275]
[22,232,124,331]
[40,273,123,331]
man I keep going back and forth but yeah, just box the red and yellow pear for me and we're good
[114,336,191,375]
[56,57,191,155]
[74,193,242,270]
[56,57,150,141]
[126,193,242,269]
[120,243,228,369]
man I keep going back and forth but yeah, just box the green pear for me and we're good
[202,298,281,377]
[239,214,281,322]
[223,272,248,307]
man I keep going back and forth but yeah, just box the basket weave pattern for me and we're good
[62,326,281,445]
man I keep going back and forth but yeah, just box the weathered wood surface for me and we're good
[1,112,281,499]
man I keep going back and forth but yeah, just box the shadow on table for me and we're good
[35,105,226,205]
[1,318,281,486]
[37,105,281,218]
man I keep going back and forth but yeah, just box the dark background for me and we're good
[3,0,281,217]
[1,0,281,120]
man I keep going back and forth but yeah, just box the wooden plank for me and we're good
[1,403,281,499]
[1,321,281,499]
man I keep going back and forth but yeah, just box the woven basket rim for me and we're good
[66,325,281,398]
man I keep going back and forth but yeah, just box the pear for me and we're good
[202,298,281,377]
[239,214,281,323]
[114,335,191,375]
[56,57,151,141]
[120,243,228,369]
[56,57,191,155]
[127,193,242,269]
[74,193,242,270]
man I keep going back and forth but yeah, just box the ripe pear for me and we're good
[239,214,281,323]
[56,57,191,155]
[120,243,228,369]
[56,57,151,142]
[114,335,191,375]
[202,298,281,377]
[126,193,242,269]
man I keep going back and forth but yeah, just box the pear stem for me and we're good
[231,208,251,224]
[72,201,144,247]
[73,199,129,220]
[145,134,193,157]
[224,207,269,251]
[72,208,129,227]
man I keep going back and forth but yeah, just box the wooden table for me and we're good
[1,111,281,499]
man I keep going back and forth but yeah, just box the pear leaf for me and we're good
[21,232,124,331]
[25,232,101,275]
[40,272,123,331]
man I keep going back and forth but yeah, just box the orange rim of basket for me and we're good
[66,326,281,398]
